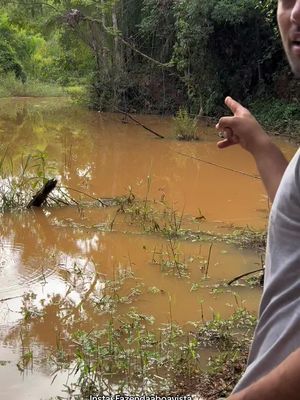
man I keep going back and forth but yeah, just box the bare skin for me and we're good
[228,348,300,400]
[278,0,300,77]
[216,96,288,202]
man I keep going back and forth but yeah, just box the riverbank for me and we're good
[1,73,299,141]
[0,73,89,100]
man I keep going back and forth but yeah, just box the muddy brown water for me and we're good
[0,97,297,399]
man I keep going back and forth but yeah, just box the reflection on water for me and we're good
[0,98,297,399]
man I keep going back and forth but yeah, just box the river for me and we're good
[0,97,297,399]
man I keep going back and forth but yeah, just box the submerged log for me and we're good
[27,179,57,208]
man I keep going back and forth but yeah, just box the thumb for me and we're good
[225,96,248,116]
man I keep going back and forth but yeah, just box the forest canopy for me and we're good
[0,0,298,121]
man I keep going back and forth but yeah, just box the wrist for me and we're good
[248,133,272,158]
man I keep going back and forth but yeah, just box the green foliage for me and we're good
[0,0,298,135]
[0,151,45,212]
[0,72,65,97]
[65,85,89,104]
[222,227,267,251]
[0,13,27,81]
[0,7,94,88]
[211,0,257,23]
[250,98,300,135]
[49,307,256,397]
[173,108,199,141]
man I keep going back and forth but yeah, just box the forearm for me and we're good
[252,139,288,202]
[216,97,289,201]
[228,348,300,400]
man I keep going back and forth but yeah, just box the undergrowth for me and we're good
[174,108,200,141]
[0,73,66,97]
[58,308,255,398]
[14,260,257,399]
[250,98,300,137]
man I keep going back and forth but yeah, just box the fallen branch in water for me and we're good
[228,267,265,286]
[61,186,106,206]
[27,178,57,208]
[117,109,165,139]
[176,151,261,180]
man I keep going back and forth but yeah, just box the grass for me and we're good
[174,108,200,141]
[113,186,267,255]
[0,73,66,98]
[65,85,89,105]
[0,150,66,212]
[0,150,100,212]
[151,239,189,278]
[51,305,256,398]
[13,256,257,399]
[0,150,48,211]
[113,181,188,238]
[222,228,267,252]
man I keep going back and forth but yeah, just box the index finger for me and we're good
[225,96,249,116]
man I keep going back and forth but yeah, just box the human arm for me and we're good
[227,348,300,400]
[216,97,288,202]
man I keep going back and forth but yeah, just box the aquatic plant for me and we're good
[13,257,257,399]
[113,182,187,238]
[0,150,95,212]
[222,227,267,252]
[0,150,56,211]
[173,108,199,141]
[151,238,189,278]
[48,308,256,399]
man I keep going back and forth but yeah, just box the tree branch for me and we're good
[116,109,165,139]
[228,267,265,286]
[83,15,173,68]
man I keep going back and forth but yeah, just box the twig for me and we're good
[48,195,70,207]
[116,109,165,139]
[176,151,261,180]
[205,243,213,278]
[55,187,79,205]
[228,267,265,286]
[58,186,105,206]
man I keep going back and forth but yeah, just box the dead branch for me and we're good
[61,186,106,206]
[228,267,265,286]
[117,109,165,139]
[27,179,57,208]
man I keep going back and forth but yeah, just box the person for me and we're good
[215,1,300,399]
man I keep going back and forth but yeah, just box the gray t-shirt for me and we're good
[233,147,300,393]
